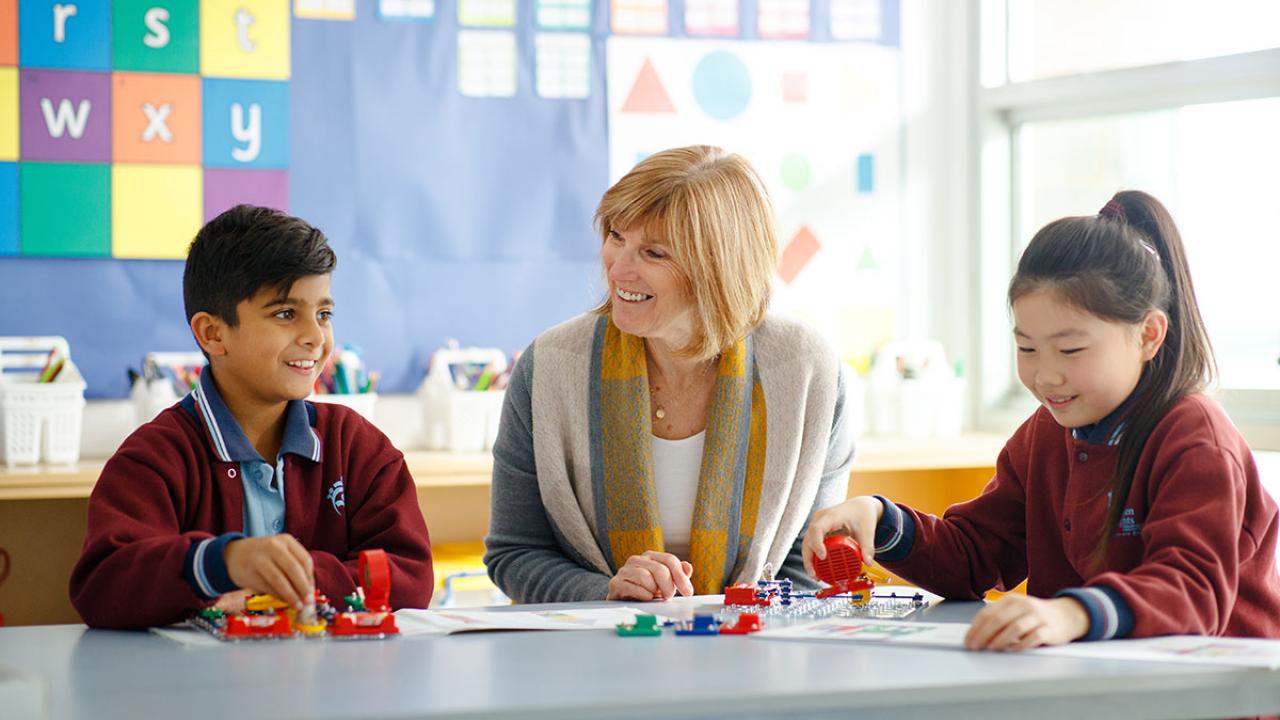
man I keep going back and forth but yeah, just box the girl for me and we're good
[804,190,1280,650]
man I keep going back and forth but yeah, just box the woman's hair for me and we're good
[592,145,778,361]
[1008,190,1215,558]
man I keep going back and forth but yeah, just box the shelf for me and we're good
[0,435,1004,501]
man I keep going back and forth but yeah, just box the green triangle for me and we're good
[857,246,877,271]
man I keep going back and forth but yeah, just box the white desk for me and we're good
[1,600,1277,719]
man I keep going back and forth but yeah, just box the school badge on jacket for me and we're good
[1117,507,1142,537]
[327,478,346,516]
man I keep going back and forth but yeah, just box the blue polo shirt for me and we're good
[180,368,323,598]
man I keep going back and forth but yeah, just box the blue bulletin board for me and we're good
[0,0,900,398]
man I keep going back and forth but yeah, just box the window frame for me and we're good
[970,1,1280,448]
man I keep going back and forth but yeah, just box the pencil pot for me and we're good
[309,392,379,423]
[866,340,965,438]
[0,337,87,466]
[419,347,507,452]
[131,352,206,426]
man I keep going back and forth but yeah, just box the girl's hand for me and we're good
[964,595,1090,651]
[801,496,883,575]
[606,551,694,601]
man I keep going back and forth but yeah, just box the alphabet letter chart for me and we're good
[2,1,291,259]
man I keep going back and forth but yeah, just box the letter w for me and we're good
[40,98,92,139]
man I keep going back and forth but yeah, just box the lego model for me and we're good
[616,538,926,639]
[189,549,400,641]
[616,614,663,637]
[722,537,926,621]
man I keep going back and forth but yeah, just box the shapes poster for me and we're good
[607,36,901,360]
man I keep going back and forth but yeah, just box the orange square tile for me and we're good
[112,72,201,164]
[0,0,15,65]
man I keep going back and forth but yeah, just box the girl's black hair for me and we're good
[1008,190,1215,559]
[183,204,336,327]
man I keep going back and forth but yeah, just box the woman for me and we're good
[484,146,856,603]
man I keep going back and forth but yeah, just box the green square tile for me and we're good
[20,162,111,257]
[112,1,199,74]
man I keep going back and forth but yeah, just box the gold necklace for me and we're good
[649,358,717,421]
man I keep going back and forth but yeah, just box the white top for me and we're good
[650,431,705,560]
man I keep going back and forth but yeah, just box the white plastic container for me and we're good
[0,337,87,466]
[131,351,207,426]
[309,392,379,423]
[865,339,965,438]
[419,347,507,452]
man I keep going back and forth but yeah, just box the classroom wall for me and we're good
[0,1,900,399]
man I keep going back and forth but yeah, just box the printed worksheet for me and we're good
[754,618,969,648]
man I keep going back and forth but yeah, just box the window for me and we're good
[976,0,1280,445]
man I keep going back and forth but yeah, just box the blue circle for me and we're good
[692,52,751,121]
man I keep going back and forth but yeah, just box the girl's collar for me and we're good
[1071,392,1138,446]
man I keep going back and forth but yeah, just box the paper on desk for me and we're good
[1035,635,1280,669]
[150,624,226,648]
[753,618,969,648]
[394,606,649,636]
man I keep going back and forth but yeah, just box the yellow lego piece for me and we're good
[245,594,289,612]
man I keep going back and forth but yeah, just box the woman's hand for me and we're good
[801,496,884,575]
[606,551,695,601]
[964,595,1089,651]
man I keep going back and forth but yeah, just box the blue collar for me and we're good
[1071,393,1136,446]
[184,367,322,463]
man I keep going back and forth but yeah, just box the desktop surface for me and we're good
[0,600,1277,720]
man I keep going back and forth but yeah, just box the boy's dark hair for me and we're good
[183,204,337,327]
[1008,190,1215,561]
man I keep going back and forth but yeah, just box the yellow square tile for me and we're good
[0,67,16,161]
[200,0,291,80]
[112,164,203,259]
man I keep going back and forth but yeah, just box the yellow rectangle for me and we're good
[201,0,291,80]
[112,164,203,259]
[0,67,16,161]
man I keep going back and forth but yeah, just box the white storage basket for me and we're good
[131,351,207,426]
[0,337,87,466]
[309,391,379,423]
[419,347,507,452]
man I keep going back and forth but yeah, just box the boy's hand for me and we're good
[606,551,694,601]
[211,589,253,614]
[802,496,883,575]
[964,595,1089,651]
[223,534,315,610]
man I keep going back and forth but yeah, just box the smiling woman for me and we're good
[484,146,858,604]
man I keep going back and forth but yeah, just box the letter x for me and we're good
[141,103,173,142]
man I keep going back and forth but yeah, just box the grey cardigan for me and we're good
[484,313,857,603]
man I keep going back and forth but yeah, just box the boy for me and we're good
[70,205,433,628]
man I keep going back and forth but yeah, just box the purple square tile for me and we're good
[203,168,289,222]
[20,69,112,163]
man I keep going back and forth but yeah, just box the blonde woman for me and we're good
[484,146,856,603]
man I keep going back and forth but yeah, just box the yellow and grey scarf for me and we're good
[590,316,767,594]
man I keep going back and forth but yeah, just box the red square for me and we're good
[778,226,820,284]
[782,72,806,103]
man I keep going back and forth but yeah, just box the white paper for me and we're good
[1036,635,1280,669]
[394,606,649,635]
[535,33,593,99]
[611,0,667,34]
[754,618,970,648]
[149,624,229,648]
[457,31,518,98]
